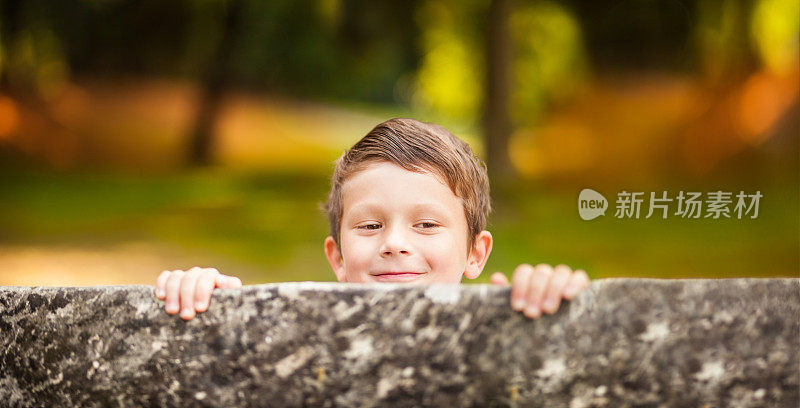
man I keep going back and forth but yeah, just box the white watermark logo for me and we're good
[578,190,762,220]
[578,188,608,220]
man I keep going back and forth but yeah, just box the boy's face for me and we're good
[324,162,492,284]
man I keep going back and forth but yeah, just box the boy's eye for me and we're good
[358,223,381,230]
[415,222,439,229]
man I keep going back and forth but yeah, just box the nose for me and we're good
[379,225,411,257]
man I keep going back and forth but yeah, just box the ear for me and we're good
[463,230,493,280]
[324,236,347,282]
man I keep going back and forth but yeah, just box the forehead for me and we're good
[341,162,461,215]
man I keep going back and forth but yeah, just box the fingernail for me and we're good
[180,308,194,319]
[166,303,177,313]
[512,298,526,310]
[155,289,164,298]
[542,299,556,313]
[564,284,578,298]
[525,305,540,318]
[195,301,206,311]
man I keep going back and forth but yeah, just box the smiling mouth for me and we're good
[372,272,426,282]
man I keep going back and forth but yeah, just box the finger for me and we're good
[155,270,171,299]
[541,265,571,314]
[194,269,219,313]
[524,264,554,319]
[510,264,534,311]
[179,269,201,320]
[563,269,590,299]
[490,272,509,286]
[164,270,185,315]
[216,274,242,289]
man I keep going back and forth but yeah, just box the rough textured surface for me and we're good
[0,279,798,407]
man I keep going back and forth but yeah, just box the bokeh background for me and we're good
[0,0,797,286]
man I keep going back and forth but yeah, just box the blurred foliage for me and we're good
[0,0,795,121]
[750,0,799,75]
[0,0,421,103]
[0,0,796,284]
[413,0,587,126]
[412,0,484,120]
[509,1,586,125]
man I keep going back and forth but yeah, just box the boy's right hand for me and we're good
[155,267,242,320]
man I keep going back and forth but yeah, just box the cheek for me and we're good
[340,234,376,272]
[422,232,467,267]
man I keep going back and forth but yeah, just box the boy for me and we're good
[155,118,589,320]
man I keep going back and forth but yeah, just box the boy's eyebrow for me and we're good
[346,202,453,219]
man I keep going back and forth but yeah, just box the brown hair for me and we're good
[324,118,491,250]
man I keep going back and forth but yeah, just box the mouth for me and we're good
[371,272,426,282]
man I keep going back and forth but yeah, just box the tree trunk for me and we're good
[187,0,243,166]
[483,0,514,182]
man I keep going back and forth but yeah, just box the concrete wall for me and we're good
[1,279,798,407]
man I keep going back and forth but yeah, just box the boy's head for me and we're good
[323,118,493,284]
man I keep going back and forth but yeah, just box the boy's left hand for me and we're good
[490,264,589,319]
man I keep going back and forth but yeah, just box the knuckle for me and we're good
[529,282,547,296]
[197,275,213,287]
[192,266,218,274]
[554,264,571,273]
[526,282,541,299]
[514,263,534,275]
[169,270,185,279]
[181,276,196,288]
[534,264,553,277]
[166,274,182,287]
[554,268,572,281]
